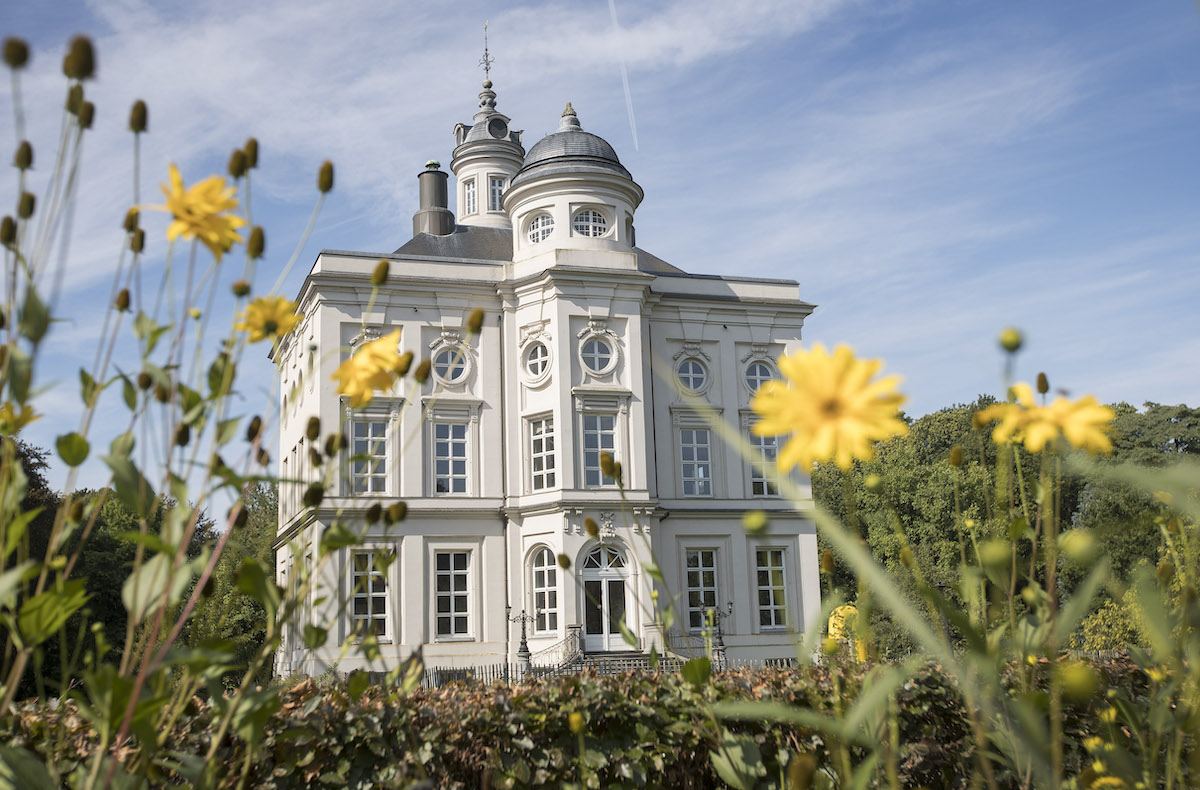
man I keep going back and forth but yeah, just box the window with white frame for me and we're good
[432,422,468,494]
[685,549,719,632]
[528,213,554,244]
[580,337,613,374]
[463,178,477,215]
[676,358,707,392]
[745,361,774,394]
[749,433,780,497]
[435,550,471,638]
[351,550,390,638]
[755,548,787,629]
[531,547,558,633]
[525,342,550,379]
[432,346,468,384]
[581,413,616,487]
[350,417,388,494]
[489,176,505,211]
[572,208,608,237]
[530,416,555,490]
[680,428,712,496]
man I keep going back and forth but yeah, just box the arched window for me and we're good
[582,545,626,569]
[527,213,554,244]
[572,209,608,237]
[531,547,558,633]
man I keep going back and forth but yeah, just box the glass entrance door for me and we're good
[581,545,631,652]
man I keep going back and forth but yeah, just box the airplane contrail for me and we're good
[608,0,640,151]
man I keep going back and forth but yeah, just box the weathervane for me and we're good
[479,21,494,81]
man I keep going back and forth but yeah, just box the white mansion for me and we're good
[273,79,819,675]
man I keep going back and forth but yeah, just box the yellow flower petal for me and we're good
[236,296,302,343]
[331,330,405,408]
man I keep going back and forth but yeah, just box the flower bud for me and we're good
[386,502,407,523]
[227,149,247,179]
[414,358,431,383]
[467,307,484,334]
[65,84,83,115]
[229,505,248,529]
[396,350,414,376]
[864,473,883,492]
[611,461,622,481]
[243,137,259,168]
[568,711,584,734]
[821,637,841,657]
[1058,529,1098,566]
[13,141,32,170]
[0,216,15,246]
[600,451,616,477]
[128,99,147,133]
[899,546,915,568]
[136,371,152,390]
[317,160,334,193]
[979,539,1010,573]
[365,503,382,523]
[306,416,321,442]
[1037,372,1049,395]
[174,423,190,447]
[1057,660,1100,702]
[1157,560,1175,585]
[584,517,599,538]
[17,192,34,219]
[77,101,95,129]
[371,259,389,286]
[130,229,145,253]
[971,411,988,430]
[68,498,85,522]
[3,38,29,69]
[247,226,264,259]
[123,208,139,232]
[820,550,834,575]
[307,447,322,468]
[302,482,324,509]
[998,327,1023,353]
[63,35,96,80]
[949,445,963,467]
[324,432,343,457]
[154,383,170,403]
[257,448,270,466]
[115,288,130,312]
[231,279,251,297]
[557,553,571,570]
[742,510,768,534]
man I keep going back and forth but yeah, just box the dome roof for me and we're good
[510,103,631,187]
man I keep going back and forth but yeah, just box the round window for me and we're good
[488,117,509,139]
[745,361,774,393]
[525,342,550,378]
[677,359,707,392]
[433,347,468,383]
[528,213,554,244]
[581,337,613,373]
[572,209,608,237]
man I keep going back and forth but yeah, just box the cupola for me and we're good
[504,103,644,265]
[449,79,524,229]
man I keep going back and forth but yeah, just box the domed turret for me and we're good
[503,103,643,265]
[450,80,525,229]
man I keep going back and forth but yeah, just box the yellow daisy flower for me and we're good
[1090,777,1126,789]
[331,330,405,408]
[235,296,302,343]
[151,164,246,260]
[0,402,40,435]
[975,383,1114,455]
[751,343,907,471]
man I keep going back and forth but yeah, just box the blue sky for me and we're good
[3,0,1199,491]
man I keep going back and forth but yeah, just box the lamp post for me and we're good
[708,602,734,670]
[507,606,535,679]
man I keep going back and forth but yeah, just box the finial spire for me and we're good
[558,102,582,132]
[479,21,494,81]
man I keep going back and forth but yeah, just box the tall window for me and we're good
[433,422,468,494]
[463,179,477,215]
[489,176,505,211]
[531,547,558,633]
[350,418,387,494]
[351,551,389,638]
[685,549,718,632]
[435,550,470,637]
[680,428,712,496]
[530,417,555,490]
[749,433,780,497]
[582,414,616,487]
[756,548,787,629]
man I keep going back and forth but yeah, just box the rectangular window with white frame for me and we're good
[435,550,471,638]
[755,548,788,630]
[581,413,616,487]
[680,428,713,496]
[350,550,391,640]
[529,416,556,490]
[531,546,559,634]
[432,421,469,494]
[488,176,505,211]
[350,417,388,494]
[685,549,719,632]
[749,432,780,497]
[463,178,477,215]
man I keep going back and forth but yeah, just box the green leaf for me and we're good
[3,509,40,560]
[391,647,424,695]
[682,657,711,689]
[6,347,31,404]
[303,625,328,650]
[101,453,156,519]
[121,554,195,624]
[232,686,281,747]
[0,561,36,610]
[208,353,236,398]
[119,371,137,411]
[618,618,638,648]
[842,666,906,734]
[109,430,135,458]
[215,417,240,447]
[79,368,98,407]
[56,432,90,467]
[347,669,369,700]
[1007,517,1030,542]
[133,312,171,355]
[18,580,89,646]
[1054,557,1110,643]
[710,729,764,790]
[0,745,56,790]
[236,557,280,614]
[19,285,49,344]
